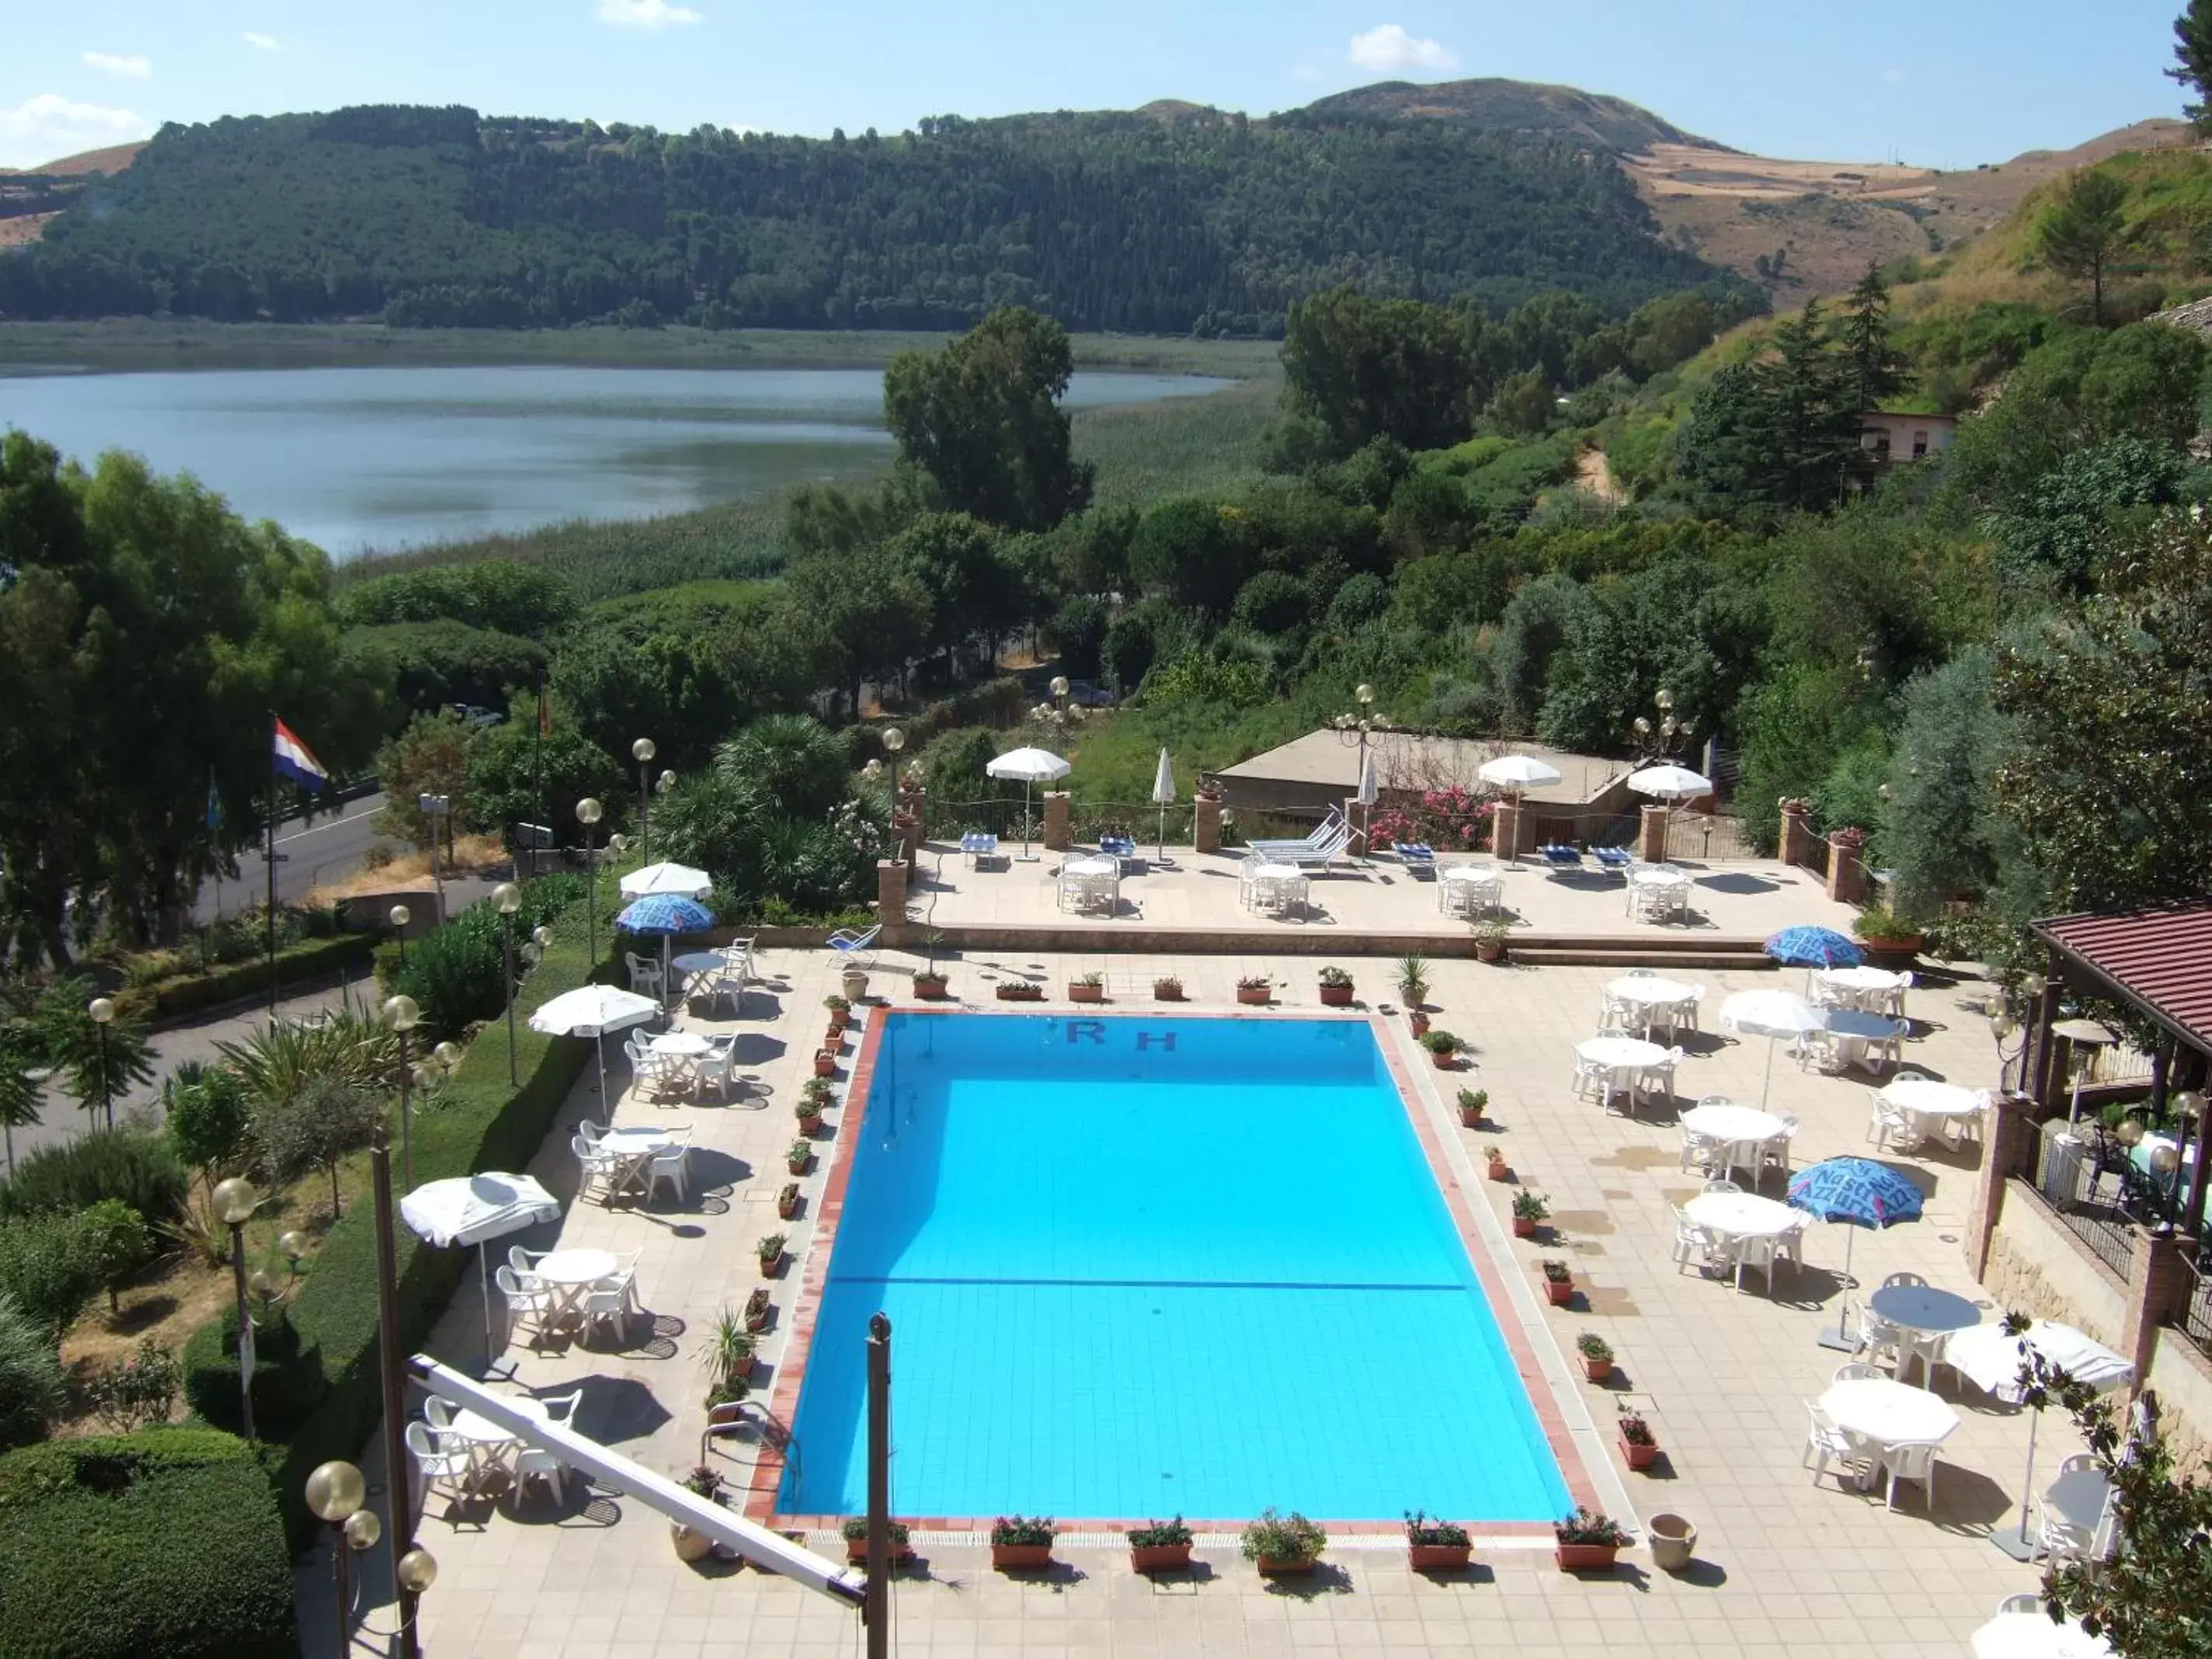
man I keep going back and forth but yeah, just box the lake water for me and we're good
[0,364,1226,557]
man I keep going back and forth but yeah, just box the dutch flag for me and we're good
[272,717,329,791]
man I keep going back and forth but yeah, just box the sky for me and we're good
[1,1,2193,172]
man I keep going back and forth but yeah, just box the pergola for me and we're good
[2029,900,2212,1237]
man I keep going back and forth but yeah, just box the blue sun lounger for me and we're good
[1538,844,1584,872]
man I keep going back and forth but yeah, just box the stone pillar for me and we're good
[1491,800,1523,863]
[1965,1092,2039,1282]
[1344,796,1372,858]
[875,859,909,941]
[1779,798,1814,868]
[1824,825,1869,905]
[2122,1226,2191,1399]
[1194,790,1224,855]
[1637,804,1671,864]
[1042,791,1072,852]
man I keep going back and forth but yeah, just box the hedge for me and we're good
[0,1428,297,1658]
[182,879,613,1546]
[121,932,377,1025]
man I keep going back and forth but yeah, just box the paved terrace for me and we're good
[318,941,2075,1659]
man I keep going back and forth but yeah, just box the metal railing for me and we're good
[1664,813,1758,864]
[2022,1122,2162,1283]
[2174,1254,2212,1365]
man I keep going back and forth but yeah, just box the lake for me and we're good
[0,363,1228,556]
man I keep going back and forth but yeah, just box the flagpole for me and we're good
[266,712,280,1017]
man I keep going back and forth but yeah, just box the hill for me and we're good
[1634,117,2197,301]
[0,95,1750,332]
[1299,77,1727,154]
[0,142,143,252]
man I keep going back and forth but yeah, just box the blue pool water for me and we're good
[782,1014,1572,1522]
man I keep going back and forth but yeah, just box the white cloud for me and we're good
[0,93,153,169]
[82,51,152,79]
[596,0,702,26]
[242,32,281,51]
[1348,23,1458,74]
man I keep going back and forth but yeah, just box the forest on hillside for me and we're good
[0,103,1752,333]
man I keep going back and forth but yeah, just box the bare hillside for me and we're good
[19,141,145,177]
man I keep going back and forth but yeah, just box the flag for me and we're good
[206,772,223,833]
[271,717,329,791]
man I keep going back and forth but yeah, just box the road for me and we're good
[194,792,397,922]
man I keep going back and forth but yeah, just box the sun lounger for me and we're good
[1265,823,1353,871]
[1591,846,1635,875]
[1394,841,1436,876]
[1099,834,1137,864]
[961,832,1000,868]
[1248,809,1345,855]
[1539,844,1584,872]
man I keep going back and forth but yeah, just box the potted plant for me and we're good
[841,1516,913,1566]
[989,1514,1056,1570]
[672,1464,725,1562]
[841,962,870,1003]
[995,980,1044,1001]
[743,1285,772,1334]
[1127,1515,1195,1574]
[1852,903,1925,962]
[1241,1508,1327,1576]
[1069,971,1107,1004]
[1647,1511,1697,1572]
[1236,975,1271,1007]
[704,1304,756,1400]
[1619,1410,1661,1471]
[1484,1143,1510,1183]
[1395,953,1430,1023]
[824,994,851,1033]
[1577,1332,1614,1382]
[777,1181,803,1221]
[1403,1510,1472,1573]
[1456,1087,1490,1129]
[795,1095,826,1134]
[756,1232,787,1278]
[913,932,950,1000]
[1421,1029,1464,1070]
[787,1139,813,1177]
[1539,1257,1574,1306]
[1512,1191,1550,1238]
[812,1047,839,1078]
[1153,974,1185,1001]
[1317,965,1355,1007]
[1473,916,1509,963]
[1553,1507,1630,1572]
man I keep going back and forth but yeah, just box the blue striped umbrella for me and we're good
[1765,926,1863,969]
[1788,1156,1924,1351]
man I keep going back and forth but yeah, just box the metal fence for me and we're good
[1664,813,1759,864]
[2021,1122,2162,1282]
[2175,1254,2212,1365]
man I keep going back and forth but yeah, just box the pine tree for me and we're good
[1751,300,1862,513]
[2170,0,2212,134]
[2038,169,2137,326]
[1833,264,1912,414]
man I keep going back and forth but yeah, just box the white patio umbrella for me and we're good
[1945,1320,2134,1561]
[986,746,1071,861]
[1717,988,1825,1109]
[1354,746,1378,864]
[1626,763,1714,802]
[528,983,661,1099]
[1478,753,1562,797]
[402,1172,560,1373]
[620,861,713,900]
[1150,748,1177,864]
[2052,1018,2118,1137]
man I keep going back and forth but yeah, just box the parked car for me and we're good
[443,703,506,730]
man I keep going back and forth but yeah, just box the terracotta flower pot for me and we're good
[827,1010,848,1035]
[1487,1158,1510,1182]
[1619,1429,1660,1472]
[1512,1216,1536,1238]
[825,1024,844,1049]
[1256,1554,1317,1576]
[1476,941,1505,964]
[1409,1012,1431,1037]
[672,1523,717,1563]
[1430,1049,1457,1071]
[1129,1542,1192,1573]
[1554,1543,1619,1572]
[991,1542,1053,1570]
[1408,1542,1472,1572]
[796,1110,824,1136]
[1069,983,1105,1003]
[812,1052,838,1078]
[1236,985,1270,1006]
[913,974,949,1000]
[1153,982,1184,1001]
[777,1191,802,1221]
[759,1250,784,1278]
[1459,1105,1485,1128]
[1543,1276,1574,1306]
[1319,983,1353,1007]
[788,1153,812,1176]
[744,1308,770,1335]
[846,1537,913,1566]
[995,983,1038,1001]
[1583,1357,1613,1382]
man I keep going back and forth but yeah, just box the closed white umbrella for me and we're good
[1151,748,1177,864]
[1945,1320,2134,1561]
[402,1172,560,1373]
[620,861,713,900]
[529,984,661,1099]
[1626,763,1713,802]
[1478,753,1562,796]
[1718,988,1824,1109]
[987,746,1071,861]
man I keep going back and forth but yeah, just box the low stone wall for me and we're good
[1984,1183,2129,1349]
[2147,1327,2212,1476]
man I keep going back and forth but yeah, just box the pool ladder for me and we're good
[701,1399,802,1496]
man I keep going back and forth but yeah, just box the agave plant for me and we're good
[217,1002,401,1113]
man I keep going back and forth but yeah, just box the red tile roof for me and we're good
[2037,902,2212,1052]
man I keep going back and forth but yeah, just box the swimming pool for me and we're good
[777,1013,1574,1523]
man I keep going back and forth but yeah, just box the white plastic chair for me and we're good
[1881,1271,1929,1289]
[494,1265,551,1349]
[624,952,666,1001]
[1762,1115,1800,1175]
[1998,1593,2042,1615]
[1734,1233,1781,1293]
[1803,1403,1870,1489]
[506,1245,547,1282]
[1671,1205,1723,1275]
[1876,1440,1939,1511]
[1679,1125,1722,1174]
[649,1139,691,1205]
[405,1421,471,1505]
[422,1396,457,1430]
[572,1133,617,1202]
[1832,1362,1880,1382]
[1883,972,1915,1021]
[583,1250,644,1343]
[1702,1177,1742,1195]
[1857,1311,1904,1371]
[692,1048,732,1103]
[1674,987,1705,1033]
[1869,1097,1921,1152]
[512,1389,584,1501]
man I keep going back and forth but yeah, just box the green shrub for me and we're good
[180,1309,325,1432]
[79,1199,153,1314]
[116,932,377,1024]
[381,872,587,1041]
[0,1132,186,1226]
[0,1292,63,1451]
[0,1428,297,1659]
[0,1212,103,1339]
[82,1338,181,1432]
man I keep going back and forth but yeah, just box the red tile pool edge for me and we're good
[746,1006,1598,1538]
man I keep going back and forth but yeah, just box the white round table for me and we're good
[1820,965,1909,993]
[1577,1035,1667,1069]
[1826,1010,1906,1039]
[1608,974,1699,1004]
[1878,1078,1984,1117]
[649,1031,715,1058]
[534,1248,617,1285]
[1063,857,1118,879]
[1817,1377,1960,1445]
[1442,863,1501,882]
[1628,866,1690,888]
[1685,1191,1801,1238]
[1681,1102,1787,1146]
[598,1125,686,1154]
[671,949,738,976]
[1869,1284,1981,1337]
[1970,1612,2113,1659]
[444,1395,551,1445]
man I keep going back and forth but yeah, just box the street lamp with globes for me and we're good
[307,1458,436,1659]
[492,881,522,1086]
[576,797,603,964]
[213,1176,259,1439]
[382,995,422,1187]
[87,996,117,1131]
[389,903,411,974]
[631,738,657,861]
